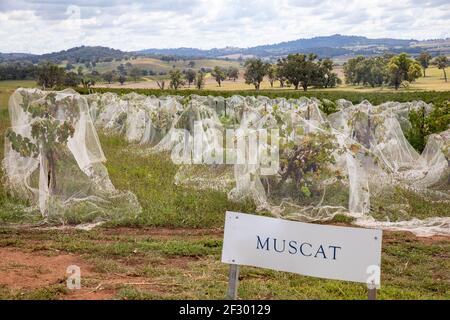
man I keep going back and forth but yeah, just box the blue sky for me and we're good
[0,0,449,54]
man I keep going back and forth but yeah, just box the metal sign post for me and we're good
[368,288,377,300]
[226,264,240,300]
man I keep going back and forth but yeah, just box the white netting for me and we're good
[3,88,141,223]
[4,89,448,235]
[81,92,449,236]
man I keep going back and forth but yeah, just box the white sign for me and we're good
[221,211,382,285]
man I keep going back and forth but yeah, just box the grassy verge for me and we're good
[0,227,447,300]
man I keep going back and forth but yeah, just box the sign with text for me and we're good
[221,211,382,285]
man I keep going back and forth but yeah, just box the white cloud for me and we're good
[0,0,449,53]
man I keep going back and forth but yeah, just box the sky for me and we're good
[0,0,449,54]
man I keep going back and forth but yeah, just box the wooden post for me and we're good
[368,287,377,300]
[226,264,240,300]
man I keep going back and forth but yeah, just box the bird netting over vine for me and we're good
[3,88,141,223]
[83,91,449,236]
[3,89,449,235]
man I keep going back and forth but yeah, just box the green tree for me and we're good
[118,74,126,85]
[195,71,205,90]
[314,59,341,88]
[227,66,239,81]
[434,55,448,82]
[185,69,196,87]
[387,53,422,90]
[188,61,196,68]
[244,58,269,90]
[343,56,365,85]
[64,72,80,87]
[102,71,115,84]
[277,53,319,91]
[416,52,432,77]
[129,66,141,82]
[77,66,83,76]
[367,57,388,87]
[6,92,76,195]
[36,62,66,90]
[344,56,389,87]
[116,64,126,76]
[267,65,277,87]
[211,66,226,87]
[275,60,287,87]
[169,69,185,90]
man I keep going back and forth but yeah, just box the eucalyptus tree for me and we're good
[185,69,196,87]
[227,66,239,81]
[195,71,205,90]
[434,55,448,82]
[169,69,185,90]
[387,53,422,90]
[277,53,319,91]
[416,52,432,77]
[267,65,277,88]
[244,58,269,90]
[211,66,227,87]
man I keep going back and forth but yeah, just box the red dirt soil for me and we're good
[0,248,116,299]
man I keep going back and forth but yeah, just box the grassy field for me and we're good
[93,58,450,92]
[83,56,450,92]
[76,57,241,75]
[0,80,449,300]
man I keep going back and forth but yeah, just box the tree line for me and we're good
[344,52,448,89]
[1,52,448,92]
[162,53,341,91]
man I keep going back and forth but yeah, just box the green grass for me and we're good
[0,227,447,299]
[0,285,67,300]
[100,134,256,228]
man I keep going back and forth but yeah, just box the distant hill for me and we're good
[1,35,449,64]
[140,34,448,59]
[0,52,37,62]
[0,46,132,64]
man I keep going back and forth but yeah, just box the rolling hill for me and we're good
[0,46,132,64]
[140,34,449,59]
[1,35,449,64]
